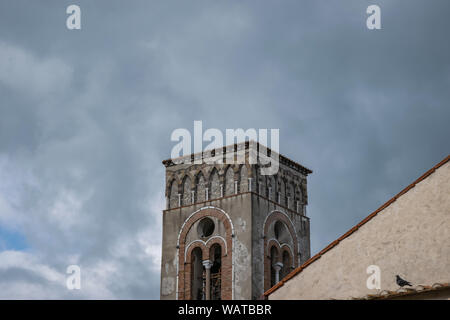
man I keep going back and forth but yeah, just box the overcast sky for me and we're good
[0,0,449,299]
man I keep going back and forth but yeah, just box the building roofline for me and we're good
[263,154,450,298]
[162,141,313,175]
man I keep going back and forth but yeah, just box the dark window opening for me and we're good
[274,221,284,240]
[191,247,204,300]
[270,246,279,287]
[210,244,222,300]
[197,218,215,237]
[281,250,291,279]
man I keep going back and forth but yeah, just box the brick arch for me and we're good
[184,244,205,300]
[206,236,228,256]
[266,242,281,289]
[185,241,208,261]
[263,210,299,291]
[281,245,293,268]
[177,207,233,300]
[184,236,228,262]
[239,164,249,193]
[266,239,294,262]
[266,239,281,260]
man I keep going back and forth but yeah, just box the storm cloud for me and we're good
[0,0,449,299]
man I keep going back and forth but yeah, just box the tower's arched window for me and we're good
[279,179,286,205]
[196,173,206,203]
[267,176,275,200]
[182,176,191,206]
[274,221,283,240]
[191,247,204,300]
[270,246,279,287]
[281,250,291,279]
[210,169,220,199]
[169,180,178,209]
[239,165,248,192]
[210,244,222,300]
[224,166,234,196]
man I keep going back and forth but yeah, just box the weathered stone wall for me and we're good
[269,161,450,300]
[161,143,312,300]
[160,194,253,300]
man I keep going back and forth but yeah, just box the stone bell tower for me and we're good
[160,141,312,300]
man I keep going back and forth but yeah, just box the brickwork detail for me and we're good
[178,207,233,300]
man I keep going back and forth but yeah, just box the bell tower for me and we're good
[160,142,312,300]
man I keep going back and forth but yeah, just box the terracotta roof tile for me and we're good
[264,280,285,296]
[318,240,340,256]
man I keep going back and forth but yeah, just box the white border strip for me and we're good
[184,236,228,262]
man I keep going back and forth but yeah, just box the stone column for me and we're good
[273,262,284,284]
[203,260,213,300]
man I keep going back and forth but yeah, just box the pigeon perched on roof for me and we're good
[396,275,412,287]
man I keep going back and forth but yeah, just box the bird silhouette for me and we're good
[396,275,412,287]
